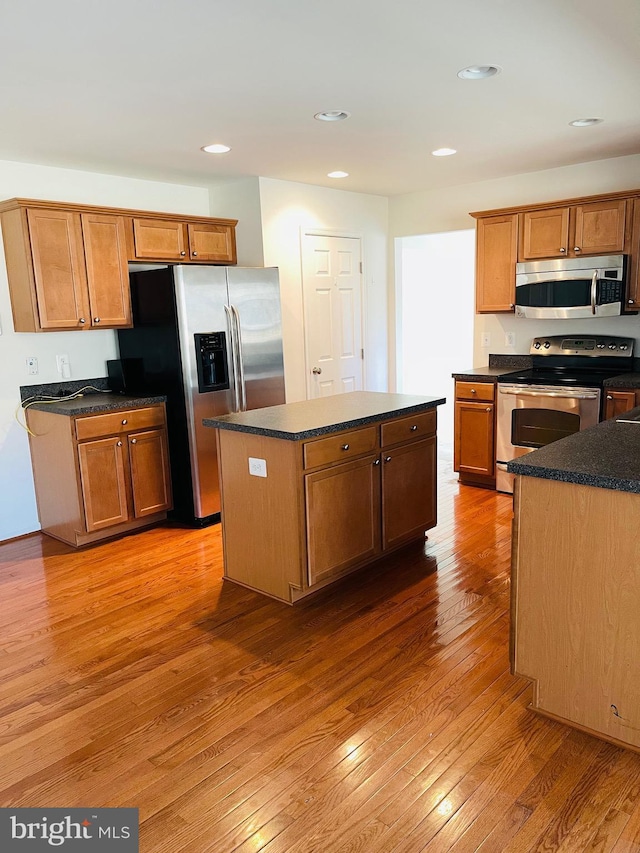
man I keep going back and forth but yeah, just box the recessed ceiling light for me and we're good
[457,65,501,80]
[432,148,457,157]
[314,110,351,122]
[201,143,231,154]
[569,118,603,127]
[327,171,349,178]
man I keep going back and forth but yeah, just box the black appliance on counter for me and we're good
[496,334,635,493]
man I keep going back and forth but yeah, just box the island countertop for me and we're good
[204,391,445,441]
[508,407,640,494]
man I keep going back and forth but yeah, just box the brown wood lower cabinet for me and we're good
[27,404,172,546]
[454,381,495,487]
[217,408,438,603]
[604,389,640,420]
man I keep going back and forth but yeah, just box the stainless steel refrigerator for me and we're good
[116,265,285,525]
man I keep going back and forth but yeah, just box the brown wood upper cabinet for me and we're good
[130,217,237,263]
[475,214,518,313]
[0,203,131,331]
[519,198,627,260]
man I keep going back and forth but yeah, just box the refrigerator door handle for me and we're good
[230,304,247,412]
[224,303,241,412]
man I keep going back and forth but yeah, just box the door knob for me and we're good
[312,367,322,375]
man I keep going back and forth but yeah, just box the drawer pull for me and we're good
[341,443,350,451]
[470,388,476,394]
[384,456,392,463]
[410,424,418,431]
[121,418,128,425]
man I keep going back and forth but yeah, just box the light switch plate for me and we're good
[505,332,516,347]
[248,457,267,478]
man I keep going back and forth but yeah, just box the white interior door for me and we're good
[302,233,364,398]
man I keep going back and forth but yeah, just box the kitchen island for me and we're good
[508,411,640,752]
[205,391,445,603]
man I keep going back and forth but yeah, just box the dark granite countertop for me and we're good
[453,354,533,383]
[604,372,640,388]
[508,408,640,494]
[204,391,445,440]
[24,392,167,416]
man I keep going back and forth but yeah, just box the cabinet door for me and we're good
[475,214,518,312]
[81,213,132,328]
[628,199,640,311]
[454,401,495,477]
[520,207,570,259]
[604,390,637,420]
[78,437,129,531]
[187,222,236,263]
[573,199,626,255]
[131,217,187,260]
[305,454,381,586]
[128,429,172,517]
[27,208,90,329]
[382,437,436,551]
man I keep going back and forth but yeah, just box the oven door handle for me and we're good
[591,270,598,315]
[499,388,599,400]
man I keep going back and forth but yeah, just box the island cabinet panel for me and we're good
[26,403,171,547]
[382,436,436,551]
[215,400,440,604]
[512,476,640,751]
[306,454,381,586]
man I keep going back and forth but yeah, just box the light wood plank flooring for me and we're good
[2,456,640,852]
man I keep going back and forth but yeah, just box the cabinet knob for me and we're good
[79,317,86,324]
[486,407,491,412]
[410,424,418,431]
[560,247,567,253]
[509,303,514,309]
[470,388,476,394]
[93,317,101,323]
[607,395,613,400]
[192,251,198,257]
[629,299,635,305]
[373,459,380,466]
[131,438,137,444]
[341,443,350,451]
[121,418,128,425]
[384,456,392,463]
[116,440,123,447]
[180,251,186,256]
[574,247,581,253]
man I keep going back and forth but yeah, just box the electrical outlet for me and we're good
[248,457,267,478]
[505,332,516,347]
[481,333,491,347]
[26,356,38,375]
[56,354,71,379]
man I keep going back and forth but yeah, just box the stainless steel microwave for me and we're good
[515,255,627,319]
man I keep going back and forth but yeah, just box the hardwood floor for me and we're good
[2,455,640,852]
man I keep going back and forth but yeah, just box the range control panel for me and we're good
[529,335,635,357]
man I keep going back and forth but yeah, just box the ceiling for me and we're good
[1,0,639,197]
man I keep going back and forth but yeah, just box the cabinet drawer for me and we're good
[455,381,495,402]
[75,406,165,441]
[303,426,378,469]
[381,410,436,448]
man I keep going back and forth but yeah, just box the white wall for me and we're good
[0,160,209,541]
[258,177,389,402]
[207,177,265,266]
[389,153,640,373]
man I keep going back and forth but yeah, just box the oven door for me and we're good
[495,383,601,493]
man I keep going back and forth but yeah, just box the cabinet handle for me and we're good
[470,388,476,394]
[410,424,418,431]
[607,395,613,400]
[486,407,491,412]
[116,440,122,447]
[93,317,101,323]
[180,251,186,256]
[509,303,514,309]
[560,247,567,253]
[384,456,392,463]
[629,299,635,305]
[373,459,380,466]
[79,317,86,324]
[574,247,581,253]
[192,251,198,257]
[131,438,137,444]
[121,418,128,425]
[341,443,350,451]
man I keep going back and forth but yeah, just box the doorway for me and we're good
[396,230,475,451]
[301,231,364,399]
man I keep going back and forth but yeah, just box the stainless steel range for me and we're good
[496,334,635,493]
